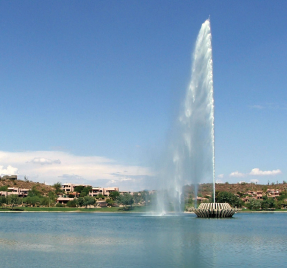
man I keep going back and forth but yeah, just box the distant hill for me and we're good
[0,178,54,195]
[1,178,287,198]
[184,182,287,197]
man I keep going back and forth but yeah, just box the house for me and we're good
[0,187,30,197]
[89,187,119,197]
[247,191,256,196]
[0,191,8,197]
[61,183,74,193]
[242,196,250,203]
[89,187,104,197]
[19,188,29,197]
[103,187,119,196]
[61,183,91,193]
[267,189,280,198]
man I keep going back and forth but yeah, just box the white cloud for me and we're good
[119,178,132,182]
[0,165,18,176]
[216,179,224,184]
[217,174,224,178]
[0,150,153,191]
[229,171,245,177]
[28,157,61,165]
[249,168,282,176]
[228,168,282,179]
[107,177,133,185]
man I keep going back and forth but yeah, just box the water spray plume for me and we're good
[156,19,215,214]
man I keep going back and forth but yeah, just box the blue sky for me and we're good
[1,1,286,189]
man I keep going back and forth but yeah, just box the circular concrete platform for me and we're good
[194,203,236,218]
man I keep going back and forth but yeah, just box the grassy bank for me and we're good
[0,206,151,213]
[237,209,287,213]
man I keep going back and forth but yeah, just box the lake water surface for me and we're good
[0,212,286,267]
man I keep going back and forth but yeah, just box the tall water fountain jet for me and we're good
[156,19,215,214]
[182,18,215,204]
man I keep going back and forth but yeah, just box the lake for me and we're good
[0,212,286,267]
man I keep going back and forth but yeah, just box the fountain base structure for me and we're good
[194,203,236,218]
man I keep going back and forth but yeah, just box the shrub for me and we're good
[0,185,8,191]
[216,191,243,207]
[67,199,77,207]
[40,197,50,206]
[247,199,261,210]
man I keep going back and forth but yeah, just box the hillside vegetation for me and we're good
[0,178,54,195]
[184,182,287,197]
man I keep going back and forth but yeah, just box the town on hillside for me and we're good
[0,175,155,209]
[185,181,287,210]
[1,175,287,211]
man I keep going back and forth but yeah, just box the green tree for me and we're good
[216,191,242,207]
[262,186,268,193]
[106,198,114,206]
[28,186,41,197]
[261,196,275,210]
[109,191,120,201]
[248,199,261,210]
[0,196,7,208]
[48,191,57,207]
[79,186,92,197]
[53,182,63,195]
[24,196,41,207]
[40,197,50,206]
[118,193,134,209]
[133,192,141,204]
[0,185,8,191]
[74,186,85,193]
[67,199,77,207]
[97,193,105,199]
[7,194,20,209]
[76,197,84,207]
[83,196,95,208]
[237,192,244,198]
[277,191,287,201]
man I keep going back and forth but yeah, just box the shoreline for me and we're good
[1,209,287,213]
[236,210,287,213]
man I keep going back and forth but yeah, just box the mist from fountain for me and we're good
[155,19,215,214]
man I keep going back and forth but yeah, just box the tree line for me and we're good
[184,190,287,210]
[0,183,155,210]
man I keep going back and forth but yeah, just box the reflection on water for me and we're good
[0,213,286,267]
